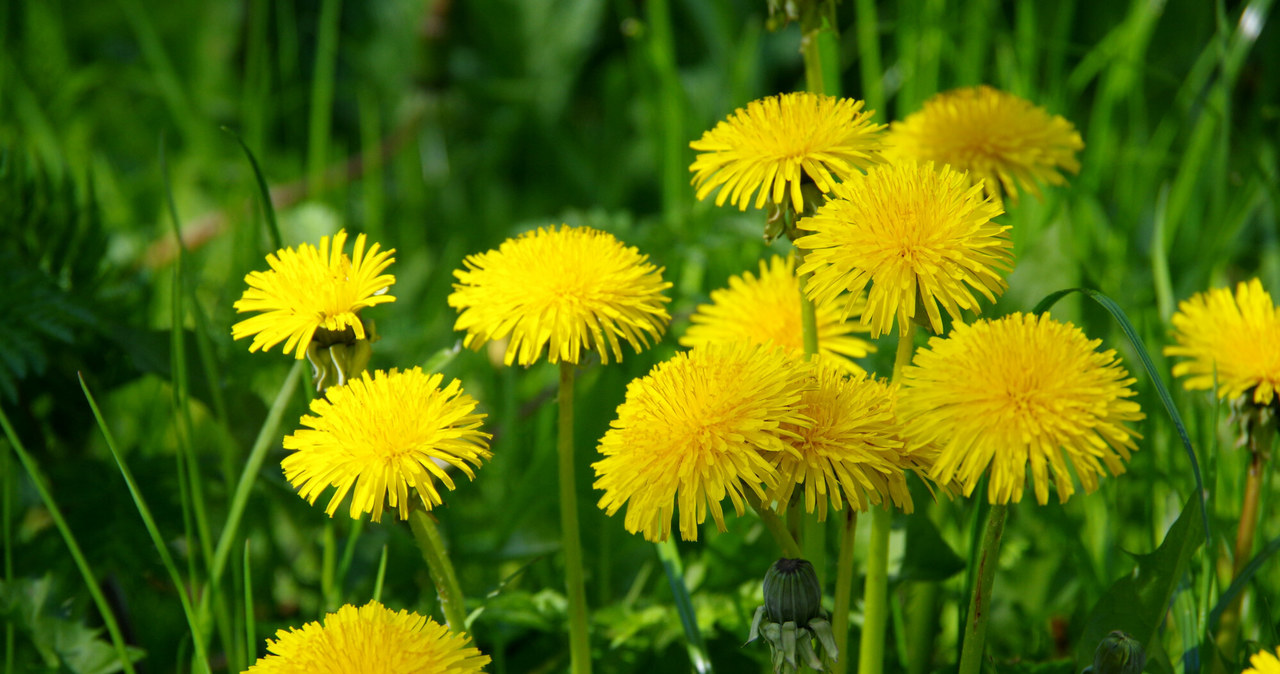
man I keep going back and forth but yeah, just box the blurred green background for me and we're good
[1,0,1278,672]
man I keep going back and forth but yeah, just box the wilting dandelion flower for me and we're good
[796,161,1012,338]
[899,313,1144,505]
[680,255,874,374]
[593,342,813,542]
[885,85,1083,202]
[233,230,395,359]
[244,601,490,674]
[448,225,671,367]
[1165,278,1280,406]
[689,92,885,213]
[769,361,912,519]
[1245,648,1280,674]
[282,367,491,522]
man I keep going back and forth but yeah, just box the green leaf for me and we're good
[1075,494,1205,674]
[0,576,145,674]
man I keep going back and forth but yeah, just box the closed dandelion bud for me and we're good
[764,559,822,625]
[1088,630,1145,674]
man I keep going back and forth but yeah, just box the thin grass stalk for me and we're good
[78,376,211,673]
[558,361,593,674]
[643,0,684,226]
[830,508,857,674]
[243,541,257,671]
[306,0,342,195]
[0,408,139,674]
[409,508,468,632]
[957,503,1008,674]
[321,520,339,611]
[372,544,389,603]
[853,0,883,115]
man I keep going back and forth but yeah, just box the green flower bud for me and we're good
[764,558,823,625]
[1089,630,1145,674]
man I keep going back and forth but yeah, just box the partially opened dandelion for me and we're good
[796,160,1013,339]
[897,312,1144,674]
[593,342,813,543]
[885,85,1083,202]
[233,230,395,360]
[244,600,490,674]
[689,92,884,215]
[680,254,874,374]
[282,367,491,522]
[449,224,670,674]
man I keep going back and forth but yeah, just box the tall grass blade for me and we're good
[243,541,257,671]
[655,539,713,674]
[223,126,283,251]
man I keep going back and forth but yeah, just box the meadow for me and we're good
[1,1,1278,673]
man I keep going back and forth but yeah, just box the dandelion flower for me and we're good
[1245,648,1280,674]
[899,313,1144,505]
[233,230,395,359]
[885,85,1083,202]
[448,225,671,367]
[244,600,490,674]
[689,92,885,213]
[796,161,1012,338]
[680,255,874,374]
[1165,278,1280,406]
[593,342,813,542]
[769,361,912,519]
[282,367,491,522]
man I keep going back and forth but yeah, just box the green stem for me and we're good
[1215,414,1274,662]
[306,0,342,196]
[853,0,884,114]
[858,506,892,674]
[751,494,805,559]
[559,362,592,674]
[831,508,858,674]
[957,503,1008,674]
[409,508,468,633]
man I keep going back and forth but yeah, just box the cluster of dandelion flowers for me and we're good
[680,254,874,374]
[282,367,491,522]
[796,161,1013,338]
[768,361,912,520]
[244,601,490,674]
[689,92,885,214]
[898,312,1144,505]
[1165,278,1280,406]
[593,342,813,542]
[233,230,396,359]
[448,225,672,367]
[1245,648,1280,674]
[885,85,1083,202]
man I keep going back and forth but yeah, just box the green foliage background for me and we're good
[1,0,1278,672]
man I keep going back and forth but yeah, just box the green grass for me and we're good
[1,1,1278,672]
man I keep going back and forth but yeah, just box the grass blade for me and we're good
[243,541,258,671]
[655,539,713,674]
[223,126,283,252]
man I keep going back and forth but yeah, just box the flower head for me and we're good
[885,85,1083,202]
[233,230,395,359]
[1164,278,1280,406]
[244,601,490,674]
[769,362,912,519]
[282,367,491,522]
[593,342,813,542]
[449,225,671,367]
[690,92,885,213]
[795,161,1012,338]
[680,255,874,374]
[899,313,1144,505]
[1245,648,1280,674]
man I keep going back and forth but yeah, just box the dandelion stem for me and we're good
[559,362,593,674]
[408,508,468,633]
[750,493,805,559]
[831,508,858,674]
[958,503,1007,674]
[1215,410,1274,663]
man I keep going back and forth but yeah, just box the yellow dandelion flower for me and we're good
[244,601,490,674]
[679,254,874,374]
[795,161,1012,338]
[593,342,813,542]
[448,225,672,367]
[233,230,395,359]
[769,361,912,520]
[1245,648,1280,674]
[282,367,491,522]
[1165,278,1280,406]
[899,313,1144,505]
[885,85,1083,202]
[689,92,885,213]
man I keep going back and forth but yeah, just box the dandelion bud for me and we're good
[1087,630,1145,674]
[764,558,823,625]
